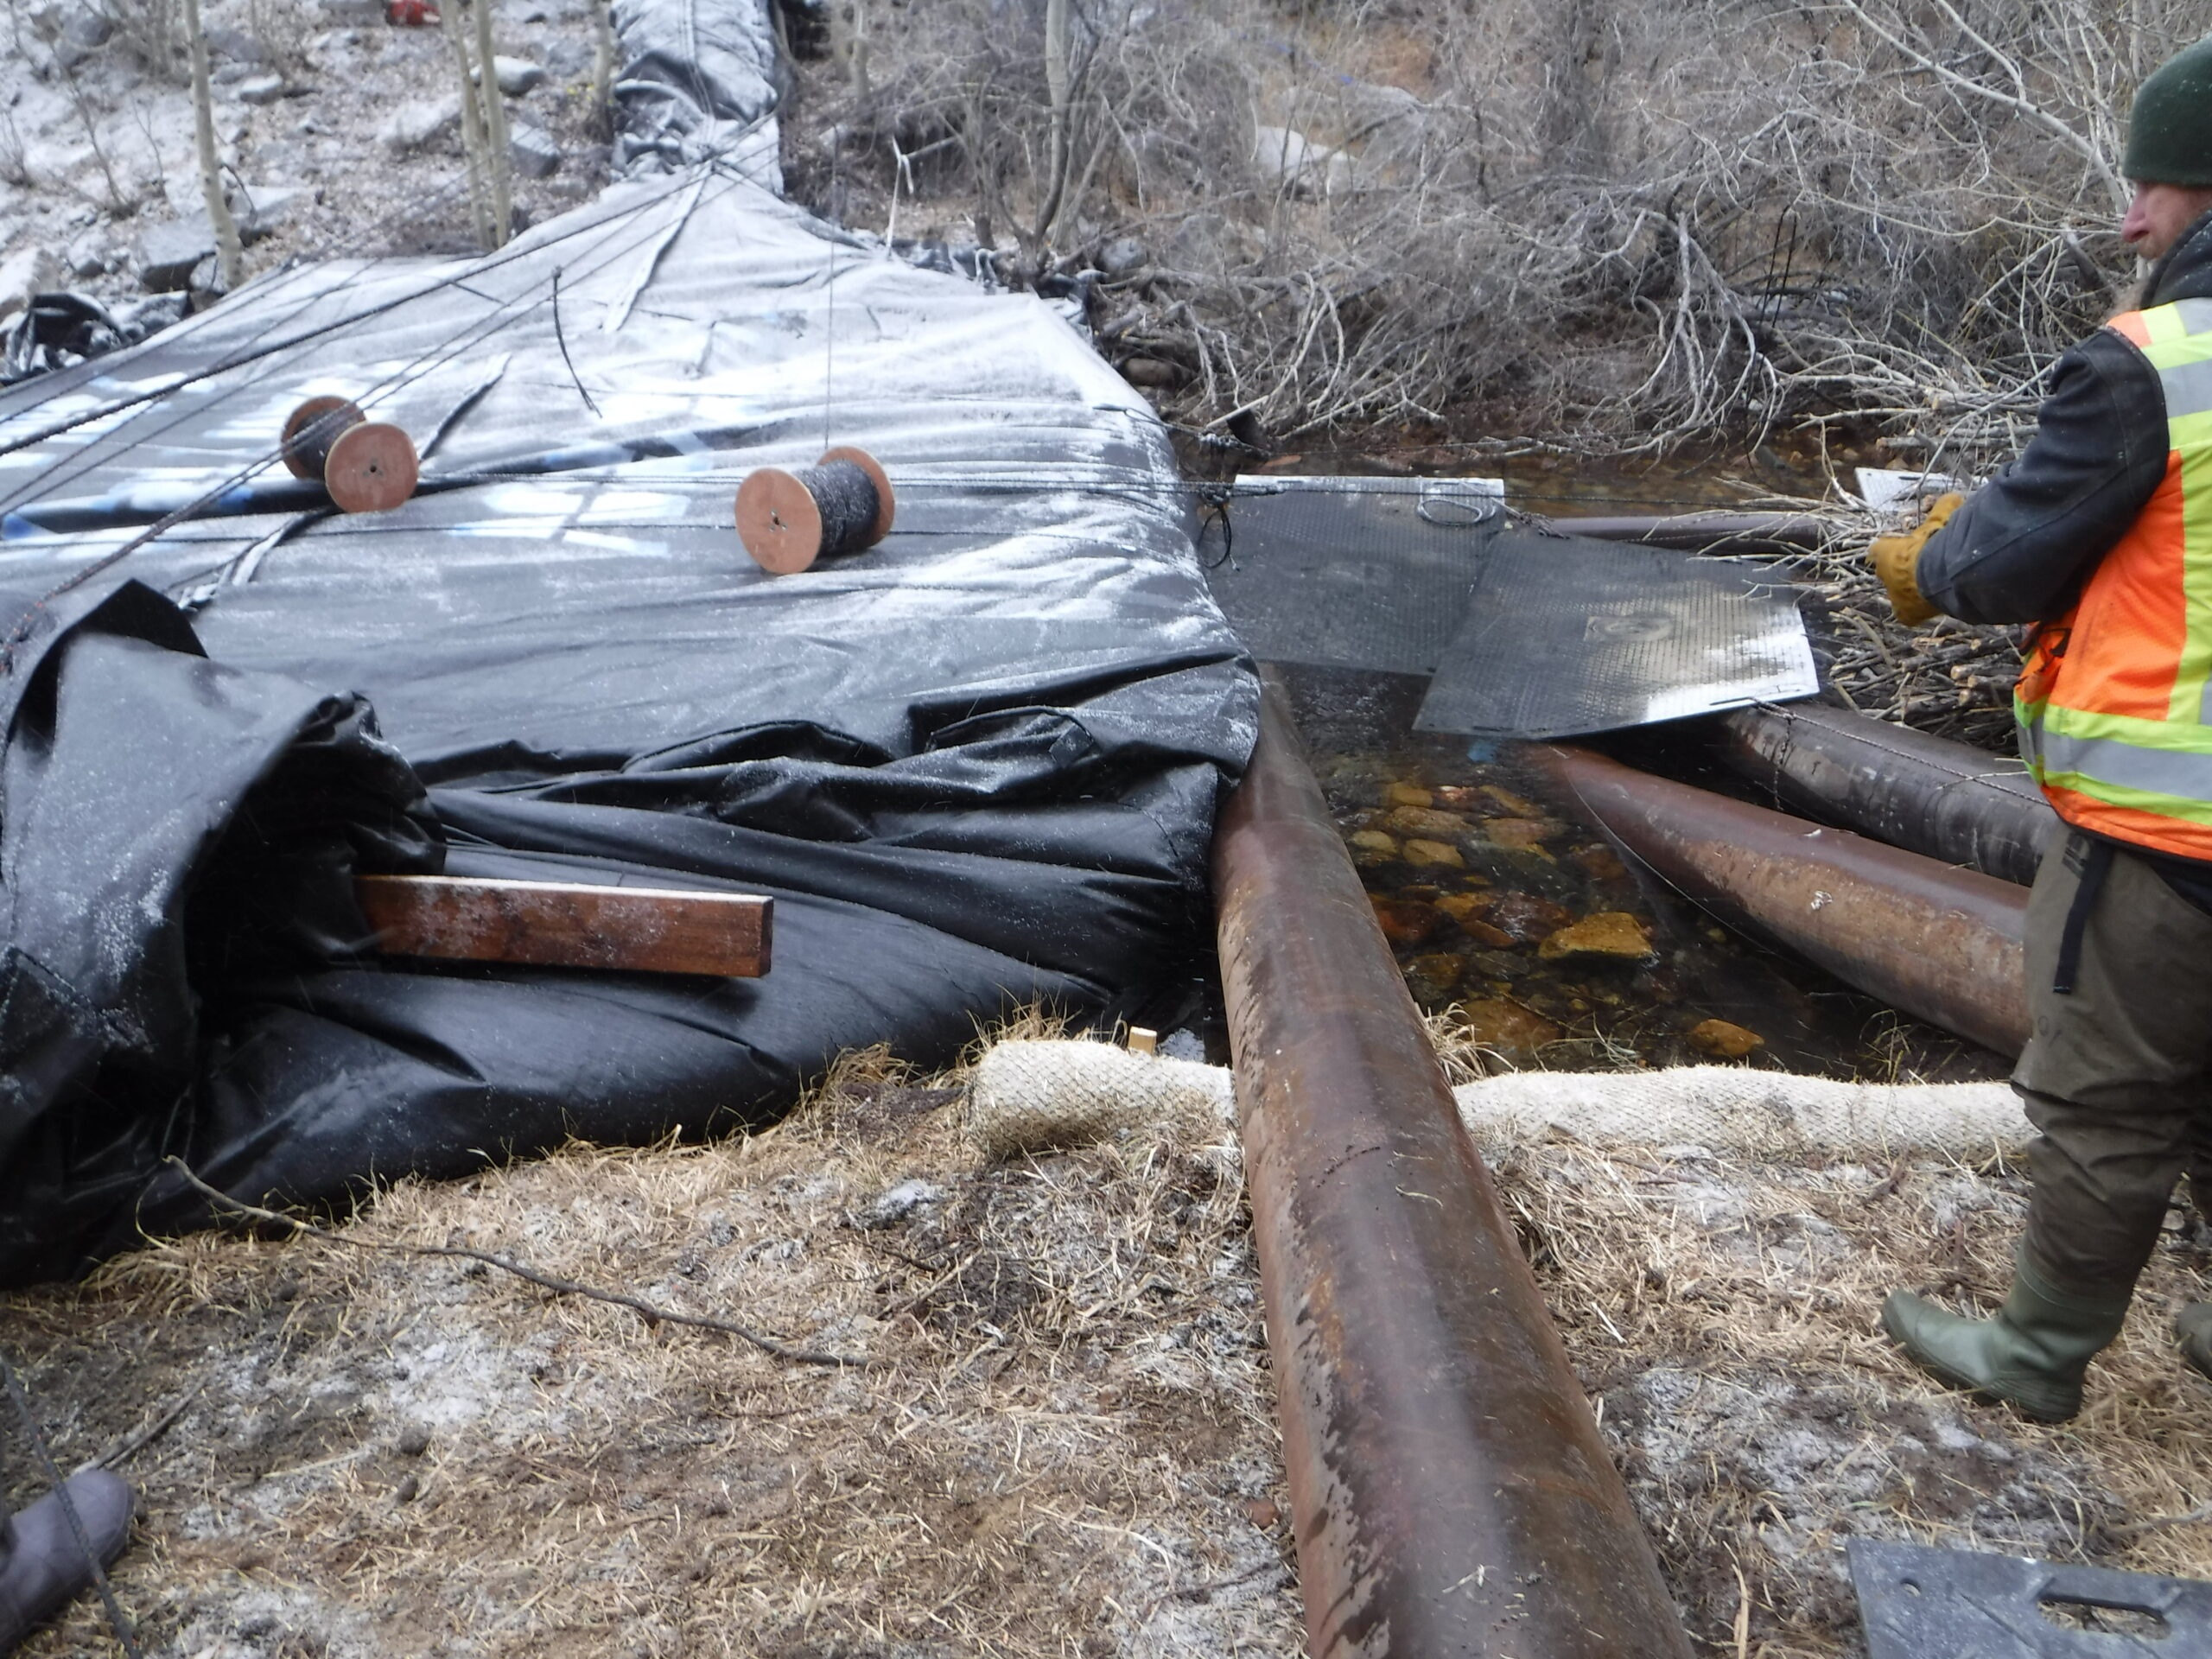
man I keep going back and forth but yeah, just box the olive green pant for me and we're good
[2015,830,2212,1299]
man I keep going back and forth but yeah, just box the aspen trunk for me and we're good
[471,0,513,245]
[180,0,243,291]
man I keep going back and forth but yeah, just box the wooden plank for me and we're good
[358,875,771,977]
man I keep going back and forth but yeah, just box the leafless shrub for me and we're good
[99,0,187,81]
[245,0,315,75]
[0,114,29,190]
[789,0,2203,456]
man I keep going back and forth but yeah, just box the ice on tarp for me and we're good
[0,139,1255,1282]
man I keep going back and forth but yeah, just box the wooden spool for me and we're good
[734,446,895,575]
[281,395,420,514]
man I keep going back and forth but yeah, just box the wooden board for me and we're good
[359,875,771,977]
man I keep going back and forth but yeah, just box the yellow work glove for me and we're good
[1868,491,1965,627]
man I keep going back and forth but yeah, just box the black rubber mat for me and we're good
[1414,529,1815,738]
[1199,477,1506,676]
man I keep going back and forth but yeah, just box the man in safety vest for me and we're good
[1870,36,2212,1422]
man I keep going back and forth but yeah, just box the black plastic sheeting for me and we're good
[0,143,1255,1281]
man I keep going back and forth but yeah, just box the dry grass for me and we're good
[1499,1133,2212,1655]
[10,1032,2212,1657]
[0,1043,1295,1658]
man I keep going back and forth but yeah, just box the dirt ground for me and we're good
[1,0,610,305]
[0,1046,1300,1658]
[7,1027,2212,1657]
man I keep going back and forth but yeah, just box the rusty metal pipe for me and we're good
[1526,744,2028,1056]
[1214,681,1694,1659]
[1715,702,2056,887]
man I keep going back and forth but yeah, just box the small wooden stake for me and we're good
[359,875,771,977]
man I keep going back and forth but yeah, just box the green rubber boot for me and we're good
[1880,1261,2131,1423]
[2178,1304,2212,1382]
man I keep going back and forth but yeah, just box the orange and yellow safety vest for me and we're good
[2017,297,2212,860]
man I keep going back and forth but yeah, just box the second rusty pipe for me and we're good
[1526,743,2029,1056]
[1714,702,2055,887]
[1216,682,1694,1659]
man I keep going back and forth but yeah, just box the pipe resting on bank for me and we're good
[1213,679,1695,1659]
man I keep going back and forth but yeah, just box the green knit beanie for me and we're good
[2126,36,2212,188]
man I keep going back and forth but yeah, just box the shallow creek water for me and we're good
[1277,665,2007,1085]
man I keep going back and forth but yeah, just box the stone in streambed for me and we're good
[1382,804,1471,839]
[1405,953,1463,1003]
[1385,782,1433,808]
[1453,997,1562,1061]
[1688,1018,1764,1059]
[1347,830,1398,867]
[1370,896,1445,948]
[1537,912,1656,963]
[1486,892,1572,943]
[1484,817,1564,852]
[1402,838,1463,869]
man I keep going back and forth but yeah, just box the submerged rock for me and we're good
[1402,837,1464,869]
[1385,782,1433,809]
[1370,896,1445,948]
[1453,997,1562,1060]
[1538,912,1656,962]
[1688,1018,1764,1059]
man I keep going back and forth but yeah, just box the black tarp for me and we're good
[0,70,1255,1281]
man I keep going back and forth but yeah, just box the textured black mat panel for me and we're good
[1850,1537,2212,1657]
[1414,530,1816,738]
[1199,477,1505,676]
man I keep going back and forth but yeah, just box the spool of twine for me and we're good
[280,396,420,514]
[734,447,895,575]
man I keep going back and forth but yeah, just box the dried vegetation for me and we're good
[0,1044,1296,1658]
[785,0,2196,461]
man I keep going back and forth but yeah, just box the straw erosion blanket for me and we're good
[6,1041,2212,1656]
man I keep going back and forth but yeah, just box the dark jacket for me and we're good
[1916,208,2212,623]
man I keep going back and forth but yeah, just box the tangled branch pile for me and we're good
[788,0,2197,452]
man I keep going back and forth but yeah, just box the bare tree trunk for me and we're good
[592,0,617,143]
[1033,0,1071,245]
[471,0,514,245]
[180,0,243,289]
[443,3,494,248]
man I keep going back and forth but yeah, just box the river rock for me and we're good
[1382,804,1470,839]
[492,54,544,95]
[0,246,60,325]
[1487,892,1572,943]
[1572,843,1629,881]
[206,24,265,60]
[1097,236,1147,276]
[378,95,461,154]
[1537,912,1656,962]
[137,215,217,291]
[1484,817,1565,852]
[1346,829,1398,867]
[1688,1018,1764,1059]
[1405,954,1463,1004]
[1453,998,1562,1062]
[1369,896,1445,949]
[1482,784,1543,817]
[1385,782,1433,809]
[1252,124,1353,196]
[1402,838,1464,869]
[509,120,561,177]
[232,181,316,238]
